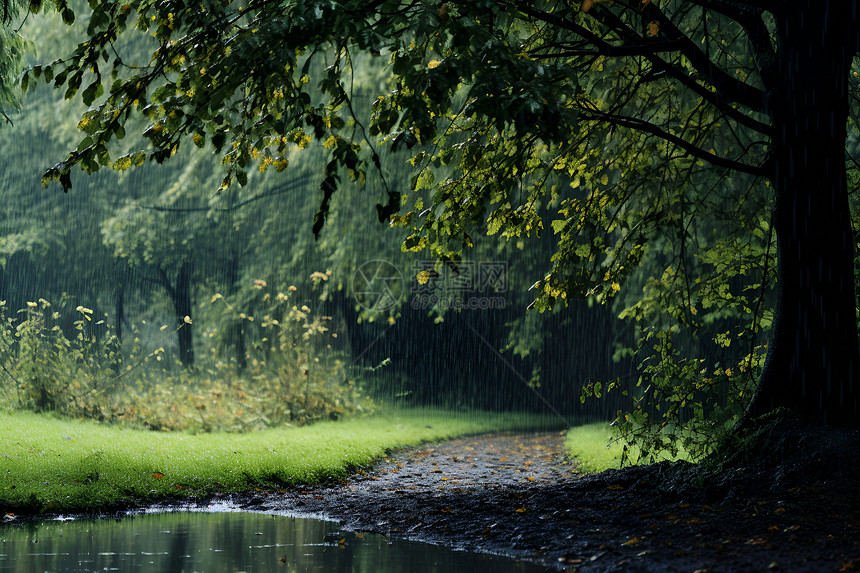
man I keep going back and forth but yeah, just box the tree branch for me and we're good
[684,0,776,90]
[600,1,767,113]
[513,2,767,116]
[643,58,773,136]
[580,106,768,176]
[681,0,765,21]
[136,174,317,214]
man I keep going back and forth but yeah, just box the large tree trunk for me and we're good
[749,3,859,425]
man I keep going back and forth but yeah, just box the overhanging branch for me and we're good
[603,1,768,113]
[582,107,769,176]
[513,1,767,115]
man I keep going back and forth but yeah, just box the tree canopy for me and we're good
[15,0,860,428]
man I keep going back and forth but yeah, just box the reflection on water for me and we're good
[0,511,551,572]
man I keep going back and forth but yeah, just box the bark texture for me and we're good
[750,1,860,425]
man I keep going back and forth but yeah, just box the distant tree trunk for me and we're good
[112,282,125,370]
[750,4,859,425]
[114,283,124,345]
[224,255,247,369]
[173,261,195,368]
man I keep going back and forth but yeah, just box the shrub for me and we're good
[0,291,373,432]
[0,298,117,419]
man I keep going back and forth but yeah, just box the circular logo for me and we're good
[351,260,403,311]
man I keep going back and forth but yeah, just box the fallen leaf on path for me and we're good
[514,507,527,513]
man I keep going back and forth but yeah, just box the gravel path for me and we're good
[345,431,575,493]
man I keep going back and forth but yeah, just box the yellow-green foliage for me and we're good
[564,422,691,473]
[0,408,557,513]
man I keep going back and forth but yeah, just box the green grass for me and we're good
[564,422,691,473]
[0,408,557,514]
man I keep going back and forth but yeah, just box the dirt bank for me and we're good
[187,427,860,572]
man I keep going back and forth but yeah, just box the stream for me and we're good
[0,510,552,572]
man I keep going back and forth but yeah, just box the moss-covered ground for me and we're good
[0,408,559,514]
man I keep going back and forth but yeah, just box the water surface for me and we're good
[0,511,551,572]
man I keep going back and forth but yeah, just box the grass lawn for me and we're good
[0,408,559,514]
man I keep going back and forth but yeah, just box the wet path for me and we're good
[348,431,576,494]
[226,431,585,564]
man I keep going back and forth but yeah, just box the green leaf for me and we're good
[81,81,103,106]
[235,169,248,187]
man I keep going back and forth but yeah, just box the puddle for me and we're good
[0,511,552,571]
